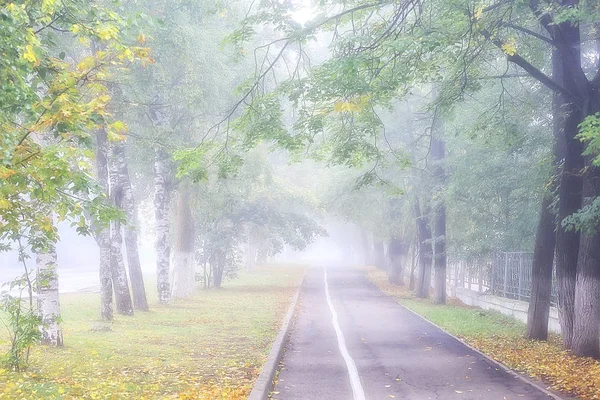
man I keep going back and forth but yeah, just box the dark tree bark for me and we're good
[554,99,583,349]
[527,50,562,340]
[552,20,585,349]
[527,194,557,340]
[114,143,149,311]
[572,164,600,358]
[414,201,432,299]
[572,89,600,357]
[431,137,447,305]
[388,238,407,285]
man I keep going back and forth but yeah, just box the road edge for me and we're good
[367,279,566,400]
[248,270,305,400]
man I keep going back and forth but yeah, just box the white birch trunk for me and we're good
[114,142,148,311]
[95,129,113,321]
[108,142,134,316]
[171,183,196,299]
[36,247,63,346]
[154,148,172,303]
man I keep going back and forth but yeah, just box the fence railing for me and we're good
[446,252,557,305]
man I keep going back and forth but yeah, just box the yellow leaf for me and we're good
[501,40,517,56]
[0,168,16,179]
[97,25,118,41]
[23,44,37,63]
[107,130,126,142]
[110,120,128,133]
[77,56,96,71]
[333,101,361,113]
[42,0,58,13]
[137,33,146,44]
[474,6,483,20]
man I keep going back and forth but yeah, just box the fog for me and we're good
[1,0,599,397]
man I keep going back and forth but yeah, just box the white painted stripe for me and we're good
[324,268,366,400]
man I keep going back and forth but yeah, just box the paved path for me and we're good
[272,266,555,400]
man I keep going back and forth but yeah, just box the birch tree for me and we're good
[114,143,149,311]
[108,143,134,315]
[171,182,196,299]
[36,246,63,347]
[154,148,172,303]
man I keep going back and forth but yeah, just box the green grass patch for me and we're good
[0,265,304,399]
[399,297,525,338]
[364,266,600,400]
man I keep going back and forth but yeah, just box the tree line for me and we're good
[1,0,600,372]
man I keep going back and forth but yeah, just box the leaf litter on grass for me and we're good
[364,266,600,400]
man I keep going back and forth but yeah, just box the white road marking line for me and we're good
[324,268,366,400]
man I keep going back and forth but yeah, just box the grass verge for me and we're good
[0,265,305,400]
[364,266,600,400]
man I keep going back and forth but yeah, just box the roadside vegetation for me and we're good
[365,267,600,400]
[0,266,304,399]
[2,0,600,396]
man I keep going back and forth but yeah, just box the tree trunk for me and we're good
[388,238,406,286]
[553,44,585,349]
[527,193,557,340]
[212,250,224,289]
[154,148,172,303]
[571,90,600,357]
[114,143,148,311]
[373,240,386,269]
[108,143,134,316]
[433,202,446,304]
[431,137,447,305]
[414,201,433,298]
[171,182,196,299]
[95,129,113,321]
[36,246,63,346]
[214,267,224,288]
[409,243,418,291]
[256,235,269,264]
[572,165,600,358]
[245,224,258,272]
[361,230,373,265]
[527,52,562,340]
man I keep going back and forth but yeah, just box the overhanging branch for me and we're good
[481,29,577,102]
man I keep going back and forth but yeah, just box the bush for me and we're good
[0,279,42,371]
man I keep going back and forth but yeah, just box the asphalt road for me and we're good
[272,266,555,400]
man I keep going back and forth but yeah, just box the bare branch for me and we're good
[480,29,576,102]
[502,22,555,46]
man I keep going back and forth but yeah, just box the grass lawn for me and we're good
[0,265,305,399]
[364,267,600,400]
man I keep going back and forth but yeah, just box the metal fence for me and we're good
[447,252,557,305]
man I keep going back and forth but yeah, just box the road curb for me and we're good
[385,291,565,400]
[248,271,305,400]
